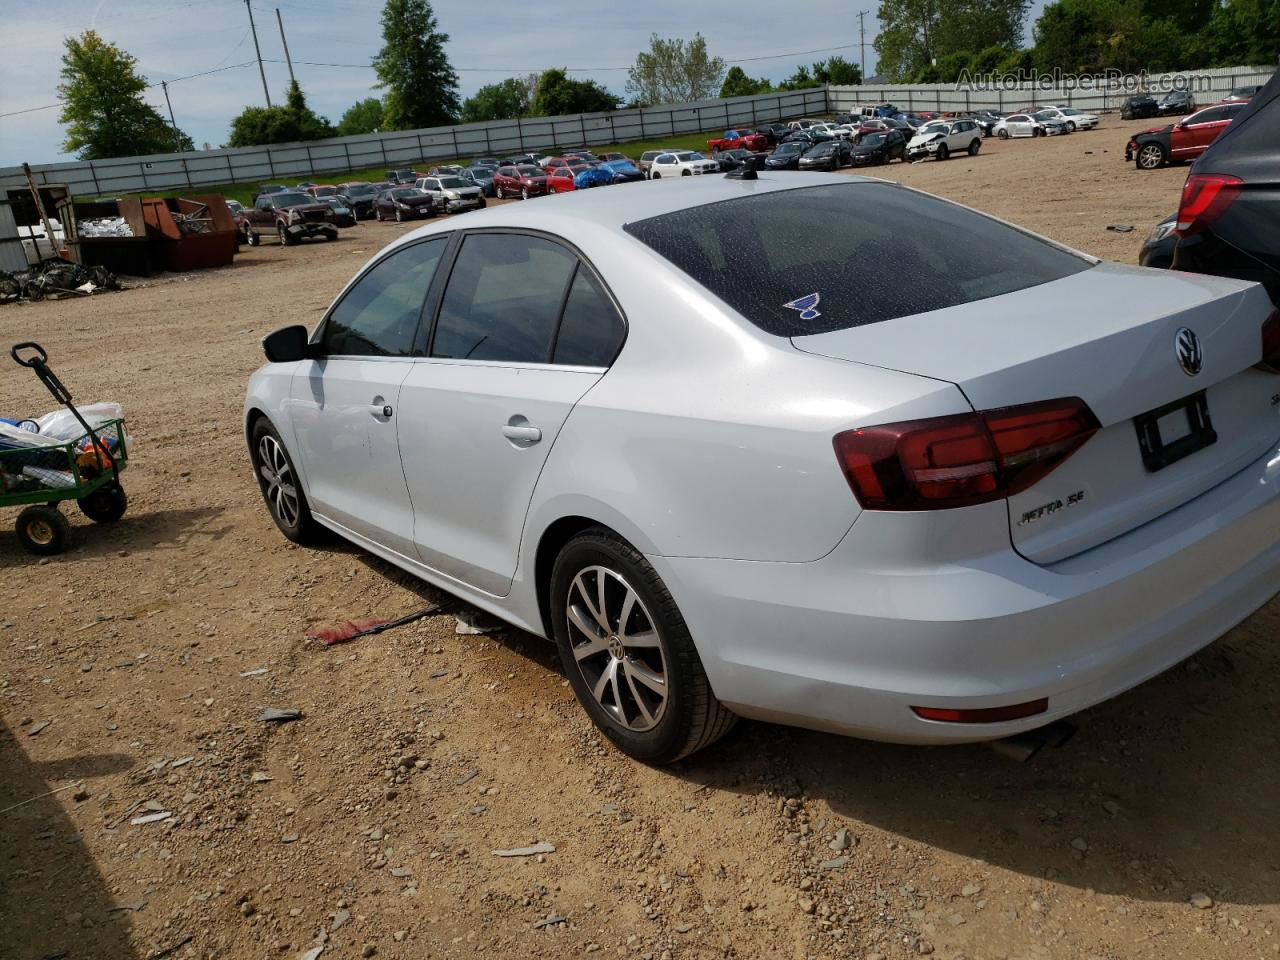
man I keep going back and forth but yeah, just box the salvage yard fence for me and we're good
[3,65,1273,200]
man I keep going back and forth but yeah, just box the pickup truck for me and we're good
[237,190,338,246]
[706,129,769,154]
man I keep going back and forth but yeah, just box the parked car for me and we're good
[374,187,436,222]
[969,111,1002,136]
[850,129,908,166]
[502,154,543,168]
[492,165,550,200]
[707,129,769,154]
[712,148,766,173]
[798,139,854,171]
[1220,84,1262,103]
[309,185,339,199]
[1031,111,1072,135]
[1157,90,1197,115]
[550,165,615,193]
[338,182,380,220]
[1163,73,1280,306]
[764,141,806,170]
[246,173,1280,765]
[315,196,357,227]
[416,175,485,212]
[296,182,316,191]
[1124,101,1248,169]
[257,183,288,196]
[385,169,419,184]
[225,199,244,218]
[1120,95,1160,120]
[647,151,718,178]
[1035,106,1099,131]
[1138,212,1179,269]
[471,156,501,167]
[992,114,1046,138]
[547,166,587,194]
[598,152,633,165]
[906,119,983,160]
[462,165,498,197]
[756,123,790,145]
[601,159,646,183]
[238,191,338,246]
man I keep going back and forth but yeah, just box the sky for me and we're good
[0,0,1047,167]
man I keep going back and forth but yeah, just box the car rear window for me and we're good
[623,182,1093,337]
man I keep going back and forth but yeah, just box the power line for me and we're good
[0,61,257,119]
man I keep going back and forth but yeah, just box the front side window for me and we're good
[321,239,446,357]
[623,182,1092,337]
[432,234,577,363]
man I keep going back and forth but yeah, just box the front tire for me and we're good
[250,418,323,545]
[936,143,949,161]
[521,186,529,200]
[278,224,295,246]
[551,529,736,764]
[1136,142,1166,170]
[16,505,71,556]
[998,128,1009,139]
[1067,121,1076,132]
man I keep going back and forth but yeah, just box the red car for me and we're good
[707,129,769,154]
[546,165,589,194]
[1125,101,1248,170]
[492,164,550,199]
[598,152,633,164]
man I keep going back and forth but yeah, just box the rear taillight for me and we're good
[833,398,1100,511]
[1262,308,1280,372]
[1175,173,1243,236]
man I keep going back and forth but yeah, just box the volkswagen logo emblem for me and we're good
[1175,327,1203,377]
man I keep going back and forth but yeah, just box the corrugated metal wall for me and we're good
[0,203,30,272]
[0,88,829,198]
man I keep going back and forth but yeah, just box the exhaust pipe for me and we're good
[987,720,1077,763]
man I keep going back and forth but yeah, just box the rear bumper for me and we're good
[650,441,1280,744]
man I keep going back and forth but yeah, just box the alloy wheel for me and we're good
[257,434,299,527]
[1138,144,1164,169]
[565,565,668,732]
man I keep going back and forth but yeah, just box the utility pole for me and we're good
[857,11,869,83]
[276,8,296,87]
[160,80,182,152]
[245,0,272,107]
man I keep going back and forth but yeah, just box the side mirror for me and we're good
[262,324,313,363]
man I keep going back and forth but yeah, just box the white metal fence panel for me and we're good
[0,88,828,198]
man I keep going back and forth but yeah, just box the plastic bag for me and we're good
[35,402,124,441]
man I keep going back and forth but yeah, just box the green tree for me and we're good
[227,80,333,147]
[531,69,620,116]
[625,34,726,105]
[776,64,820,91]
[875,0,1028,80]
[1203,0,1280,65]
[719,66,771,98]
[811,56,863,85]
[337,97,384,136]
[461,75,536,122]
[374,0,460,130]
[1031,0,1148,73]
[967,43,1013,76]
[57,30,192,159]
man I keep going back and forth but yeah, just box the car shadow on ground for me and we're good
[0,505,230,567]
[0,718,139,960]
[665,630,1280,906]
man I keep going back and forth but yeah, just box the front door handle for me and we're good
[501,424,542,443]
[370,396,393,418]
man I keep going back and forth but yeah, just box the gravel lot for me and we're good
[3,118,1278,960]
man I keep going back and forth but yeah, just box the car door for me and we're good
[396,231,626,596]
[1172,107,1226,159]
[289,237,448,557]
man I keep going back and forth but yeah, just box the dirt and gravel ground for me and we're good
[3,118,1279,960]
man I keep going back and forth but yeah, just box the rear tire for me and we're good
[250,418,324,545]
[16,505,71,556]
[968,139,980,156]
[78,482,127,523]
[551,528,737,764]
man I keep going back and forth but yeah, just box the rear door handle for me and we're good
[370,396,393,418]
[501,424,542,443]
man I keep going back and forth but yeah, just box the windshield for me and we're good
[921,123,949,135]
[344,184,376,197]
[623,182,1092,337]
[274,193,313,208]
[391,188,421,199]
[516,166,543,178]
[860,134,888,146]
[777,143,803,154]
[312,186,337,197]
[676,152,703,161]
[437,177,467,188]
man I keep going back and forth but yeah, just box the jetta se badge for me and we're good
[1175,327,1202,377]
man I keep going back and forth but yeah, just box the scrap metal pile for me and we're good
[0,259,120,304]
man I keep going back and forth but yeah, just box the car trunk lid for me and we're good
[793,262,1280,563]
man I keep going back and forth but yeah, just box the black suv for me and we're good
[1144,72,1279,307]
[1157,89,1196,116]
[1120,95,1159,120]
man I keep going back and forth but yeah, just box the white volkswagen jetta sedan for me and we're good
[244,173,1280,764]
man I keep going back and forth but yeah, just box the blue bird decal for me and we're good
[783,292,821,321]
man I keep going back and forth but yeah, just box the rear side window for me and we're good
[553,268,625,366]
[623,182,1092,337]
[432,234,577,362]
[322,238,446,356]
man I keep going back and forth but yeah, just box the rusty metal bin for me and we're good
[61,197,161,276]
[141,195,237,272]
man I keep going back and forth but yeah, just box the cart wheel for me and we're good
[79,483,128,524]
[16,505,71,556]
